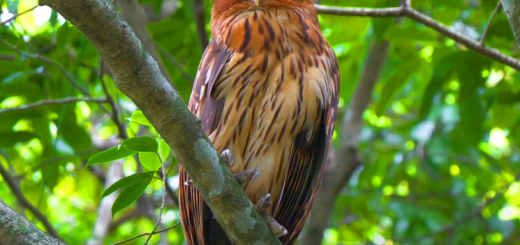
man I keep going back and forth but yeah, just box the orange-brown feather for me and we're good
[180,1,340,244]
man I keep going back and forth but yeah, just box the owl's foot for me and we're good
[254,193,288,237]
[221,149,259,184]
[184,149,258,186]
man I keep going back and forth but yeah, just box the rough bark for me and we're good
[501,0,520,49]
[0,161,61,240]
[0,199,65,245]
[37,0,281,244]
[302,40,389,245]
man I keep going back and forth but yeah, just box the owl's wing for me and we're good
[179,40,230,245]
[275,49,340,244]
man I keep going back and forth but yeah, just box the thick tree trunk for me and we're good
[0,199,65,245]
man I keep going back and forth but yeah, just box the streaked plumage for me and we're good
[179,0,340,244]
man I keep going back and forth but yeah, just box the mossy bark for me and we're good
[0,199,65,245]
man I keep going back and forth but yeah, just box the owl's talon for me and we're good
[184,180,194,186]
[221,149,232,164]
[235,169,259,184]
[254,193,287,237]
[265,215,288,237]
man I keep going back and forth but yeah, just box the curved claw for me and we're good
[254,193,272,214]
[235,169,259,184]
[253,193,287,237]
[264,215,288,237]
[221,149,232,164]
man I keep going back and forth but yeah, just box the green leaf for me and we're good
[493,104,515,128]
[375,59,420,117]
[0,131,37,148]
[122,136,159,153]
[419,51,462,118]
[101,172,154,199]
[60,106,92,152]
[450,93,486,150]
[138,152,162,171]
[457,52,490,102]
[86,146,137,166]
[129,110,152,126]
[159,139,171,161]
[111,176,152,217]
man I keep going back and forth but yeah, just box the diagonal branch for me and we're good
[39,0,281,244]
[0,160,61,240]
[0,198,65,245]
[315,4,520,70]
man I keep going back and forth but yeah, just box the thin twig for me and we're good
[144,154,167,245]
[315,4,520,70]
[110,222,181,245]
[98,59,128,139]
[315,5,403,17]
[0,97,108,115]
[0,160,61,240]
[481,1,502,45]
[0,5,38,25]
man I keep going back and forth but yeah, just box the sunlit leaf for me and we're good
[159,139,171,161]
[138,152,161,171]
[122,136,159,153]
[86,146,136,166]
[101,172,154,199]
[375,59,420,117]
[128,110,152,126]
[111,176,152,216]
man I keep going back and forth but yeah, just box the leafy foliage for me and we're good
[0,0,520,244]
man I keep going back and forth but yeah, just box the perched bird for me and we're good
[179,0,340,244]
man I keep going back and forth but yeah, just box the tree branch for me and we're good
[38,0,281,244]
[501,0,520,50]
[0,198,65,245]
[315,4,520,70]
[0,97,108,115]
[302,40,389,245]
[0,161,61,240]
[110,222,181,245]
